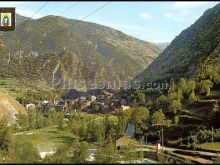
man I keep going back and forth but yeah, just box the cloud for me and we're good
[164,2,215,22]
[140,12,152,20]
[164,10,191,22]
[172,2,210,9]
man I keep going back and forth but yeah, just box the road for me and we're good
[142,144,219,157]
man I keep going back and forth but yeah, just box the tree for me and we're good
[79,124,87,140]
[187,79,196,93]
[177,88,184,100]
[158,95,167,104]
[178,78,187,94]
[87,120,94,141]
[27,109,36,130]
[12,139,40,163]
[97,123,105,143]
[74,141,90,163]
[209,102,220,126]
[0,119,13,151]
[119,108,132,119]
[212,102,219,113]
[46,112,53,126]
[106,143,116,163]
[169,100,182,114]
[117,116,127,134]
[50,109,59,125]
[156,95,168,110]
[58,111,65,131]
[96,143,116,163]
[43,143,71,163]
[137,91,146,103]
[66,100,73,112]
[151,109,166,126]
[87,119,105,142]
[188,92,197,104]
[206,87,211,97]
[68,115,81,136]
[131,107,150,125]
[35,110,45,129]
[103,115,115,141]
[167,92,178,102]
[213,67,220,83]
[198,80,213,96]
[130,107,150,138]
[15,112,28,131]
[174,116,179,125]
[107,128,114,143]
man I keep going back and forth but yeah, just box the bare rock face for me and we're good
[0,91,27,125]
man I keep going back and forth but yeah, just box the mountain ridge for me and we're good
[0,15,161,90]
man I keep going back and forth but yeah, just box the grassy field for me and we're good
[14,112,118,150]
[15,125,75,151]
[0,78,29,98]
[78,112,118,124]
[197,142,220,151]
[0,78,53,103]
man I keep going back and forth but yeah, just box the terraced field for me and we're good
[0,78,55,104]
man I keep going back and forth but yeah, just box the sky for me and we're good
[0,1,219,43]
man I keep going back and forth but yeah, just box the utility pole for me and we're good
[158,130,161,144]
[145,134,148,146]
[144,133,148,146]
[162,127,164,151]
[212,126,214,150]
[193,135,196,151]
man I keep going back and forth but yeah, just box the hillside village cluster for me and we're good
[25,89,132,117]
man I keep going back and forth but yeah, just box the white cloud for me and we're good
[140,12,152,20]
[172,2,210,9]
[165,1,215,22]
[164,10,191,22]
